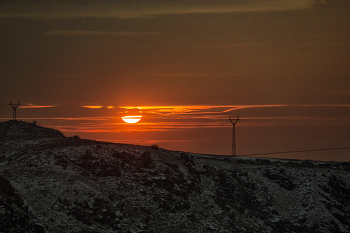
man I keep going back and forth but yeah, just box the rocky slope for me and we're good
[0,120,349,232]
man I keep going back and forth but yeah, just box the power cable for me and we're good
[239,146,350,157]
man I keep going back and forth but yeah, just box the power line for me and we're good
[240,146,350,157]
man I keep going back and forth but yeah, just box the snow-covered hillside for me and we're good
[0,121,349,232]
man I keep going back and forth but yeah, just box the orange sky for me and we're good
[2,104,349,161]
[1,1,350,161]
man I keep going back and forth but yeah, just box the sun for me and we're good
[122,115,142,124]
[120,107,142,123]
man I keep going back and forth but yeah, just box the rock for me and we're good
[0,122,349,232]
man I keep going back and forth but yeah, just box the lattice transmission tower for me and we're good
[9,101,20,120]
[229,116,240,156]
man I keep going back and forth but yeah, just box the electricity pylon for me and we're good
[9,101,20,120]
[229,116,240,156]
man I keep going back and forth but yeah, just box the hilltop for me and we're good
[0,120,349,232]
[0,120,64,138]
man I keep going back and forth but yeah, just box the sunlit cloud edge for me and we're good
[20,105,57,109]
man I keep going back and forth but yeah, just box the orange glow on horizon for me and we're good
[82,105,103,109]
[21,105,57,108]
[119,105,287,113]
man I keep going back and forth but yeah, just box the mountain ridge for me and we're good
[0,120,349,232]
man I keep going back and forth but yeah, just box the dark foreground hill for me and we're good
[0,121,349,233]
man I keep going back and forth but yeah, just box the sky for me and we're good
[1,0,350,161]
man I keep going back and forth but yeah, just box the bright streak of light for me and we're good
[81,105,103,109]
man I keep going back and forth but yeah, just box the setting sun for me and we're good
[120,107,142,123]
[121,115,142,123]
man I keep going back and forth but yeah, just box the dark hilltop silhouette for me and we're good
[0,120,349,232]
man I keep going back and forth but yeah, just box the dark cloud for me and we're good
[313,0,350,7]
[0,0,314,18]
